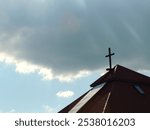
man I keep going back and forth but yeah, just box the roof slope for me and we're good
[91,65,150,87]
[59,65,150,113]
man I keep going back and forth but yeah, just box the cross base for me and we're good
[106,68,113,71]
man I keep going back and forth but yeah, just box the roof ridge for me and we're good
[90,64,150,87]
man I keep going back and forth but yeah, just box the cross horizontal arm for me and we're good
[105,53,115,57]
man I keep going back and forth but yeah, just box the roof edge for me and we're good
[90,64,150,87]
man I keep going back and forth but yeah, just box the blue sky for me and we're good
[0,0,150,112]
[0,62,100,112]
[0,61,99,112]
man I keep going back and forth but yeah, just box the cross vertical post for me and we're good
[105,48,115,71]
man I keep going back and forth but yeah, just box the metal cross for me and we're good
[105,48,115,71]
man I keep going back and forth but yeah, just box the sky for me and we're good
[0,0,150,113]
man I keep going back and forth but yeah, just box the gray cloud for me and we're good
[0,0,150,75]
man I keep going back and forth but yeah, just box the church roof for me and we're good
[59,65,150,113]
[91,64,150,87]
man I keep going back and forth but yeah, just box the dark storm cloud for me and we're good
[0,0,150,74]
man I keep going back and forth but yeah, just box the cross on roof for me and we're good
[105,48,115,71]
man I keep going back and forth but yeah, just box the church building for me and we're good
[59,48,150,113]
